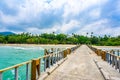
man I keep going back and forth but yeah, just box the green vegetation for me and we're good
[0,32,120,46]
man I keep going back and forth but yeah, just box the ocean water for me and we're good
[100,48,120,56]
[0,46,44,80]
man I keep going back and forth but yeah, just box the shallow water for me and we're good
[0,46,44,80]
[100,48,120,56]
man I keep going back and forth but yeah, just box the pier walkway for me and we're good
[0,45,120,80]
[43,45,120,80]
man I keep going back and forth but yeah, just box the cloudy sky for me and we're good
[0,0,120,36]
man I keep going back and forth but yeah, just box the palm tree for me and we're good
[86,32,88,37]
[91,32,93,38]
[52,32,55,34]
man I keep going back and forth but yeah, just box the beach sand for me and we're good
[93,46,120,50]
[0,44,76,49]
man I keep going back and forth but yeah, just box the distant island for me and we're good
[0,31,15,36]
[0,32,119,46]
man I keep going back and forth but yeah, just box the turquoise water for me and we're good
[0,46,44,80]
[101,48,120,56]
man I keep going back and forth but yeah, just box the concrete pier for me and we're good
[38,45,120,80]
[43,45,108,80]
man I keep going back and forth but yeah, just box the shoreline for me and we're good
[0,44,119,49]
[93,45,120,49]
[0,44,76,48]
[0,43,76,46]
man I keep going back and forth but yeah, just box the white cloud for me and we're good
[77,19,108,35]
[26,20,81,34]
[0,0,108,24]
[50,0,66,9]
[26,26,59,34]
[0,11,18,25]
[62,0,108,18]
[59,20,80,33]
[0,0,51,24]
[1,0,120,37]
[77,19,120,36]
[89,8,101,19]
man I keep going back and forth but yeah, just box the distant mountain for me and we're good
[0,32,15,35]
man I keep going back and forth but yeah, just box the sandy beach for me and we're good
[93,46,120,50]
[0,44,76,49]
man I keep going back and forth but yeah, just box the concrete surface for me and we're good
[88,46,120,80]
[43,45,105,80]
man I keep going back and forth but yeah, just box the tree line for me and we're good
[0,32,120,46]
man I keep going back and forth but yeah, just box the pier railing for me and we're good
[0,45,80,80]
[88,45,120,73]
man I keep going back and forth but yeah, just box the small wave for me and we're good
[13,46,44,50]
[13,47,26,50]
[11,70,15,75]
